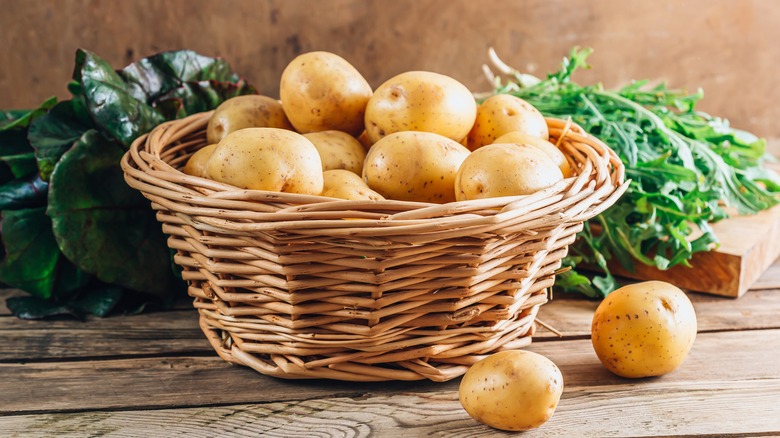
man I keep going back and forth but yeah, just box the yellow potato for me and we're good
[591,281,697,378]
[494,131,574,177]
[280,51,372,137]
[182,144,217,177]
[205,128,323,194]
[364,71,477,144]
[467,94,549,150]
[459,350,564,431]
[206,95,293,144]
[321,169,384,201]
[363,131,470,203]
[303,130,367,174]
[455,143,564,201]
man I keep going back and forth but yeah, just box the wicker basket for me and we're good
[121,111,627,382]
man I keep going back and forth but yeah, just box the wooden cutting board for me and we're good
[608,202,780,298]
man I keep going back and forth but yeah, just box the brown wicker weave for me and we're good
[121,111,627,382]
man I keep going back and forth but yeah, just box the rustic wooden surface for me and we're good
[1,0,780,146]
[1,257,779,437]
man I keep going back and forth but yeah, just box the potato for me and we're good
[364,71,477,144]
[206,95,293,144]
[205,128,323,194]
[455,143,564,201]
[363,131,470,203]
[182,144,217,177]
[321,169,384,201]
[280,51,372,137]
[466,94,549,151]
[494,131,574,178]
[303,130,366,174]
[591,281,697,378]
[459,350,564,431]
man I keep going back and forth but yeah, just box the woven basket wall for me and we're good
[121,111,627,382]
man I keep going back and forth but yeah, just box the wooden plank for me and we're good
[1,329,778,416]
[2,379,777,438]
[0,289,25,315]
[535,287,780,339]
[0,310,206,362]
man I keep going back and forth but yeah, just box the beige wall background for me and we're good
[1,0,778,149]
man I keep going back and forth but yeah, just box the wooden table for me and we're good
[2,259,780,437]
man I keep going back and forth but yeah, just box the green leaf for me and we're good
[28,99,92,181]
[6,284,124,319]
[47,129,175,297]
[0,207,90,298]
[118,50,240,102]
[0,130,38,183]
[74,49,165,147]
[0,173,48,210]
[0,97,57,131]
[154,79,257,120]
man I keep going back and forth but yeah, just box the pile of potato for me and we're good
[183,51,572,203]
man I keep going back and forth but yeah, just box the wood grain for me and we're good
[2,329,778,416]
[1,0,779,142]
[2,373,779,436]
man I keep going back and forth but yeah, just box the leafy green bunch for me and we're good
[491,48,780,297]
[0,49,255,318]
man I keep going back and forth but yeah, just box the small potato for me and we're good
[303,130,367,174]
[321,169,384,201]
[364,71,477,144]
[182,144,217,177]
[455,143,564,201]
[467,94,548,150]
[459,350,564,431]
[363,131,471,203]
[205,128,323,194]
[206,95,293,144]
[494,131,574,177]
[591,281,697,378]
[280,51,372,137]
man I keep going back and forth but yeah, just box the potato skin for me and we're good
[459,350,564,431]
[303,130,366,174]
[455,143,563,201]
[280,51,372,137]
[467,94,549,150]
[182,144,217,177]
[205,128,323,194]
[494,131,574,178]
[364,71,477,144]
[321,169,384,201]
[206,95,293,144]
[363,131,470,203]
[591,281,697,378]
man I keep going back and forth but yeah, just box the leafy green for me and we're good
[0,48,254,318]
[47,130,174,296]
[491,48,780,297]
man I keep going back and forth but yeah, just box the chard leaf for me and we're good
[28,98,92,181]
[74,49,165,147]
[0,173,48,210]
[47,129,175,297]
[0,97,57,131]
[154,79,257,119]
[0,207,90,299]
[6,284,124,320]
[0,130,38,182]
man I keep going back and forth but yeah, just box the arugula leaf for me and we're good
[494,47,780,297]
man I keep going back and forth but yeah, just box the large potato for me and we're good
[363,131,470,203]
[280,51,372,137]
[591,281,697,378]
[205,128,323,194]
[206,95,293,144]
[467,94,549,150]
[321,169,384,201]
[459,350,564,431]
[364,71,477,144]
[182,144,217,177]
[303,130,366,174]
[494,131,574,178]
[455,143,564,201]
